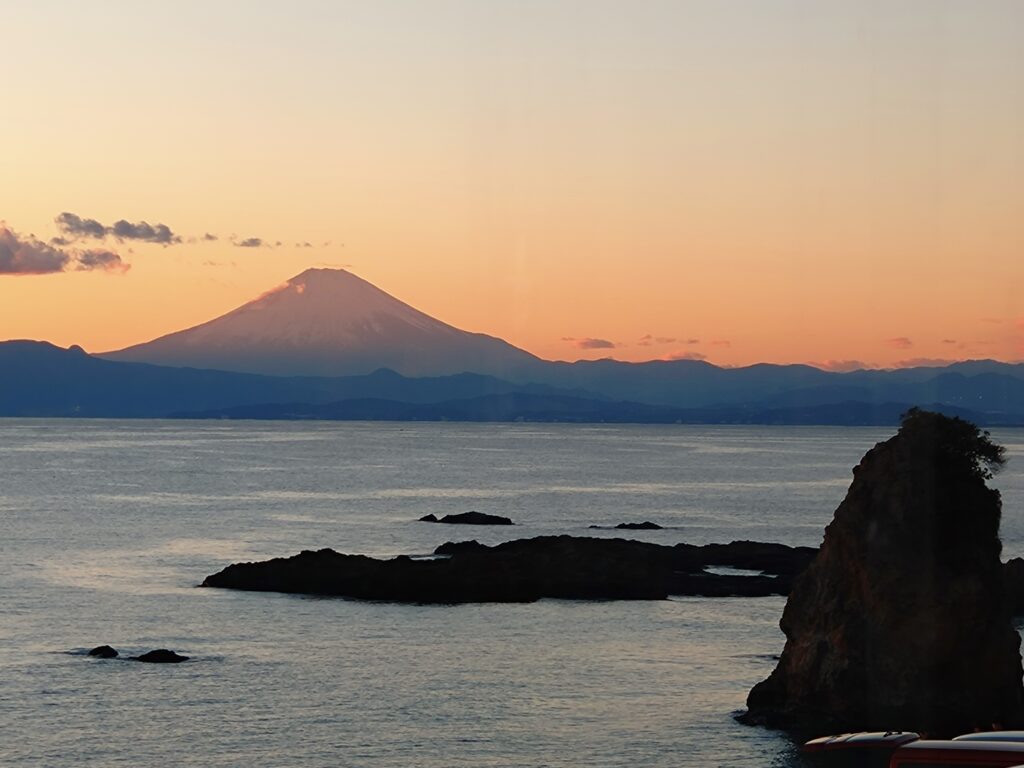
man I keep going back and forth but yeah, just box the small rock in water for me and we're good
[87,645,119,658]
[133,649,189,663]
[615,521,663,530]
[418,514,439,522]
[433,511,513,526]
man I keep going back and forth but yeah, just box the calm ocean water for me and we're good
[2,420,1023,767]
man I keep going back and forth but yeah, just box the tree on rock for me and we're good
[740,409,1021,737]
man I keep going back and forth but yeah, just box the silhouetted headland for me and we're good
[740,409,1024,737]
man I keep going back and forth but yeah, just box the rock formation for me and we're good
[132,649,189,663]
[201,536,816,603]
[741,409,1021,736]
[418,511,513,525]
[88,645,118,658]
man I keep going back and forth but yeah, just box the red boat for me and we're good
[803,731,1024,767]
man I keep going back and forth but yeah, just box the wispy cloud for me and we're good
[665,350,707,361]
[233,237,265,248]
[894,357,958,368]
[815,359,872,372]
[886,337,914,349]
[575,338,615,350]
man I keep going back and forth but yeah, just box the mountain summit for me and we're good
[103,268,542,378]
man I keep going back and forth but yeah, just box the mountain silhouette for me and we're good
[103,268,544,378]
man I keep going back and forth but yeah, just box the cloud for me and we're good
[109,219,179,244]
[686,338,700,345]
[666,350,707,361]
[76,249,129,273]
[895,358,958,368]
[886,337,914,349]
[203,233,219,241]
[575,338,616,350]
[942,339,957,345]
[56,211,180,244]
[0,226,70,274]
[55,212,106,239]
[710,339,731,347]
[816,359,872,372]
[234,237,264,248]
[638,335,681,347]
[0,225,127,275]
[296,241,313,248]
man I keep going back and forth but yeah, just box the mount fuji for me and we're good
[103,268,544,378]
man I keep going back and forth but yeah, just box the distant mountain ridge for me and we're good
[0,341,581,418]
[96,267,1024,413]
[3,340,1024,425]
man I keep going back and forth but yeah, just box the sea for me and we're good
[3,420,1024,768]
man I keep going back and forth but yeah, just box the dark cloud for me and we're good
[56,211,180,244]
[575,338,616,350]
[710,339,731,347]
[76,249,129,273]
[656,336,676,344]
[0,226,127,275]
[109,219,179,244]
[942,338,957,344]
[296,241,313,248]
[887,337,914,349]
[55,212,106,239]
[0,226,70,274]
[203,233,218,241]
[686,338,700,345]
[49,236,71,246]
[234,237,264,248]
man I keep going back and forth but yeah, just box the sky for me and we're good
[2,0,1023,369]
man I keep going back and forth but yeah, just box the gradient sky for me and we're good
[2,0,1022,369]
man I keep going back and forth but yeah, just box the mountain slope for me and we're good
[102,268,544,378]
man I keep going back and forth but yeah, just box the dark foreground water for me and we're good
[2,421,1023,767]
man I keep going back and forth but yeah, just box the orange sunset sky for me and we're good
[2,1,1023,370]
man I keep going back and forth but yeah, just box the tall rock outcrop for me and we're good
[741,408,1021,736]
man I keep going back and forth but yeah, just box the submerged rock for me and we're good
[419,511,513,526]
[202,536,815,603]
[741,409,1022,737]
[87,645,118,658]
[132,649,189,663]
[589,521,664,530]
